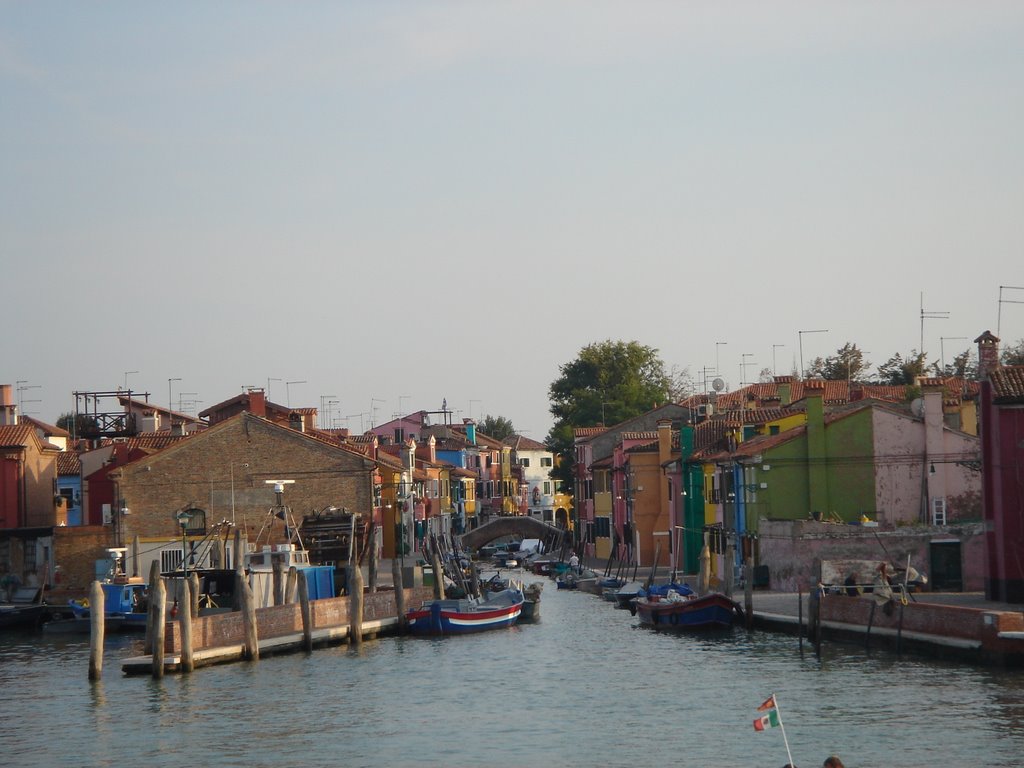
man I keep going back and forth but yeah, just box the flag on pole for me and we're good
[757,694,777,712]
[754,709,780,731]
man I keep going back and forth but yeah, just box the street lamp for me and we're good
[798,330,828,379]
[176,509,193,578]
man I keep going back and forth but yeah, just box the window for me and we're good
[520,457,531,468]
[23,541,37,572]
[543,481,551,495]
[161,549,184,573]
[541,457,553,468]
[486,455,493,467]
[769,425,780,436]
[594,516,611,538]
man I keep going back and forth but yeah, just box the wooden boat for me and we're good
[406,586,524,636]
[0,586,48,630]
[64,578,150,632]
[633,591,742,630]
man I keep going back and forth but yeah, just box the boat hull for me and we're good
[407,590,523,636]
[634,593,740,630]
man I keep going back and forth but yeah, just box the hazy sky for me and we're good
[3,2,1022,440]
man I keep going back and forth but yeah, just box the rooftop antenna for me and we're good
[998,285,1024,338]
[920,292,949,357]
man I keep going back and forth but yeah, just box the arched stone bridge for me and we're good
[460,517,567,552]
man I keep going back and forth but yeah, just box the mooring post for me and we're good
[272,558,284,606]
[392,557,406,634]
[298,570,312,652]
[798,590,804,653]
[232,530,245,611]
[144,559,161,655]
[814,587,823,659]
[238,570,259,661]
[180,576,194,674]
[743,562,754,630]
[349,563,364,646]
[88,580,104,681]
[285,565,298,604]
[131,535,141,578]
[896,601,905,658]
[431,550,445,600]
[368,527,379,593]
[189,571,200,619]
[152,576,166,679]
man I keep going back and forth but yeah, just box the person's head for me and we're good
[823,757,844,768]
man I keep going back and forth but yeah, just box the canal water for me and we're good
[3,581,1024,768]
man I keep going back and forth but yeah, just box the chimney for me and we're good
[289,412,304,433]
[248,388,267,417]
[774,376,794,407]
[428,434,437,463]
[141,411,159,433]
[463,418,477,445]
[0,384,17,426]
[975,330,1000,380]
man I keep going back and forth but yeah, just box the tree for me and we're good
[876,350,930,385]
[934,350,978,379]
[546,340,671,489]
[56,412,98,439]
[1001,339,1024,367]
[666,364,696,402]
[805,342,870,381]
[479,414,515,441]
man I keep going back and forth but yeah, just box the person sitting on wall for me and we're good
[873,562,896,615]
[844,572,862,597]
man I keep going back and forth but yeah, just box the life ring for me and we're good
[668,612,680,626]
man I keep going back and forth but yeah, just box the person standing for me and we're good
[568,552,580,573]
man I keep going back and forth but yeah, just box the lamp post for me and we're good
[176,509,193,579]
[798,330,828,379]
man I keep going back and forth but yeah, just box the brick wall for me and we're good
[52,525,113,597]
[118,413,376,545]
[821,592,984,639]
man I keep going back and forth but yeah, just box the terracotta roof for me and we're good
[574,427,608,439]
[625,440,658,453]
[0,424,47,448]
[991,366,1024,403]
[620,431,657,441]
[591,455,613,469]
[20,415,70,438]
[504,434,548,451]
[58,452,81,475]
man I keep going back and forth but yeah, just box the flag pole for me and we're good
[772,693,795,767]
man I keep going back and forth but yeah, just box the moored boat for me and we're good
[633,591,742,630]
[519,582,543,623]
[407,585,524,636]
[0,586,48,630]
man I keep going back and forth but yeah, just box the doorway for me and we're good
[930,541,963,591]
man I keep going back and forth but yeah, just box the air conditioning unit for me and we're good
[697,404,714,417]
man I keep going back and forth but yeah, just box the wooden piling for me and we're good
[189,571,200,619]
[349,564,364,646]
[152,576,166,679]
[368,527,379,593]
[211,537,224,569]
[144,559,161,655]
[298,570,313,652]
[239,570,259,661]
[470,563,480,599]
[743,563,753,630]
[180,577,194,673]
[723,545,735,598]
[232,530,245,611]
[272,558,284,606]
[285,565,298,604]
[798,590,804,653]
[131,535,141,578]
[392,557,406,634]
[431,550,445,600]
[896,601,905,657]
[88,580,104,681]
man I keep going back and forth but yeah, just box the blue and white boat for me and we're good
[406,586,524,636]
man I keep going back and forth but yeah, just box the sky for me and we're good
[2,2,1022,441]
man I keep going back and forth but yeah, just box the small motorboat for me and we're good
[0,586,48,630]
[633,590,742,630]
[406,585,524,636]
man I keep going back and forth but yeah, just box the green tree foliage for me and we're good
[56,412,98,438]
[1001,339,1024,366]
[806,342,870,381]
[935,350,978,379]
[666,364,696,402]
[546,340,671,489]
[876,350,930,385]
[479,414,516,441]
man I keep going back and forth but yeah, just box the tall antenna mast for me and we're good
[920,292,949,356]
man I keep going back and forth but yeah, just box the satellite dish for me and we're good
[911,398,925,418]
[712,378,725,392]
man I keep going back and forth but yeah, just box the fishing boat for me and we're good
[55,578,151,633]
[0,586,49,630]
[633,590,742,630]
[406,585,524,636]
